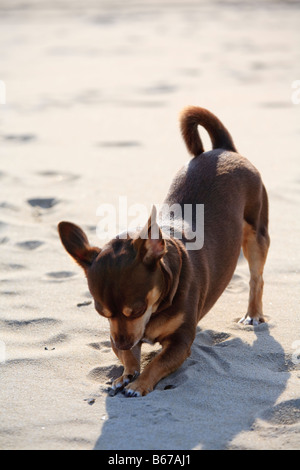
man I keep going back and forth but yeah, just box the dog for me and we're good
[58,106,270,397]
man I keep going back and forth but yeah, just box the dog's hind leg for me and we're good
[240,186,270,325]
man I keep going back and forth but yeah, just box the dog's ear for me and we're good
[134,206,166,266]
[58,222,101,270]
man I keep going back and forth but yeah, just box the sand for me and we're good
[0,0,300,451]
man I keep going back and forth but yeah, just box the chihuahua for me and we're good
[58,106,270,397]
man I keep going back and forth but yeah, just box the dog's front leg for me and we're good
[110,342,141,394]
[123,333,193,397]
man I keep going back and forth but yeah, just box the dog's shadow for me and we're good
[93,323,291,450]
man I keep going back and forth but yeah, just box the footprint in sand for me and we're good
[44,271,77,281]
[0,290,20,297]
[0,262,26,271]
[98,141,141,148]
[87,364,123,383]
[3,134,36,143]
[88,340,111,352]
[142,82,178,95]
[43,333,68,349]
[0,317,60,330]
[16,240,45,251]
[27,198,59,209]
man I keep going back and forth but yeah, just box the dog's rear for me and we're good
[167,106,270,324]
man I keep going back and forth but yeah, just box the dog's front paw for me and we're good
[123,378,153,398]
[109,371,139,396]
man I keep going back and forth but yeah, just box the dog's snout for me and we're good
[114,335,134,351]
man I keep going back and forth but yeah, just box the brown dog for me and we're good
[58,106,270,397]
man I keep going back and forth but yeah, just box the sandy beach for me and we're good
[0,0,300,450]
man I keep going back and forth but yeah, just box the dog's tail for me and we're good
[180,106,237,157]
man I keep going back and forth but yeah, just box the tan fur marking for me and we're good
[128,312,151,337]
[242,222,268,321]
[146,286,161,313]
[108,318,119,340]
[102,307,113,318]
[145,312,184,343]
[123,307,133,317]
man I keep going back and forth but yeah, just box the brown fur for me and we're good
[58,106,270,397]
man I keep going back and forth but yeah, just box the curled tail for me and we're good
[180,106,238,157]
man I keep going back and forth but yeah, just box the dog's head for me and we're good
[58,208,177,350]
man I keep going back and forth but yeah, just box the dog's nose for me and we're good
[114,335,133,350]
[116,341,133,350]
